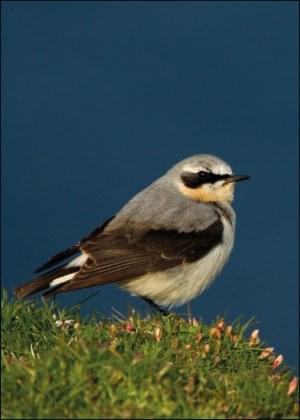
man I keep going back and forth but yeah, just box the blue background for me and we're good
[2,2,299,369]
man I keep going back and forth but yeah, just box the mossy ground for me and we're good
[1,289,299,419]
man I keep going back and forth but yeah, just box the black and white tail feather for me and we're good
[15,249,87,299]
[14,217,113,299]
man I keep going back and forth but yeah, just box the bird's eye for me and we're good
[198,171,209,179]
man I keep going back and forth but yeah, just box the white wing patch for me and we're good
[50,273,76,287]
[66,253,88,267]
[49,253,88,288]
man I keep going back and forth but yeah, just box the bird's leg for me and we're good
[141,297,169,316]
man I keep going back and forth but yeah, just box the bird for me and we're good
[14,154,250,314]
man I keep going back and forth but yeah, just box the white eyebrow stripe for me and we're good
[182,164,232,176]
[182,165,208,173]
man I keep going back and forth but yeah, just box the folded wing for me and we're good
[45,218,223,296]
[15,216,223,299]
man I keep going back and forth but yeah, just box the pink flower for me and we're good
[272,354,284,369]
[249,329,260,346]
[287,376,298,396]
[225,325,233,336]
[216,320,225,332]
[204,344,210,354]
[154,327,162,342]
[258,347,274,360]
[125,322,135,333]
[192,317,199,326]
[210,327,221,339]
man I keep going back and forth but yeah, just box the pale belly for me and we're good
[121,217,234,308]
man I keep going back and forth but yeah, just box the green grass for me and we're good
[1,289,299,419]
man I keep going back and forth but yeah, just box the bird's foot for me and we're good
[141,297,170,316]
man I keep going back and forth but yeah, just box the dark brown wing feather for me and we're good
[14,266,79,298]
[51,218,223,295]
[14,217,115,299]
[34,216,115,273]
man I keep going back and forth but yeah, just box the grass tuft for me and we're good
[1,288,299,419]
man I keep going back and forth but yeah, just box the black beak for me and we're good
[224,175,250,184]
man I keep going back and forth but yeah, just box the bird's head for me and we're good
[168,154,250,203]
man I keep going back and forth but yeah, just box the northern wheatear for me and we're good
[15,154,250,313]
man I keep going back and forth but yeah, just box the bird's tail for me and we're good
[14,253,88,299]
[14,236,91,298]
[14,266,79,299]
[14,217,113,299]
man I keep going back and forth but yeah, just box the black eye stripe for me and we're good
[181,172,202,188]
[198,171,210,179]
[204,172,230,183]
[181,171,230,189]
